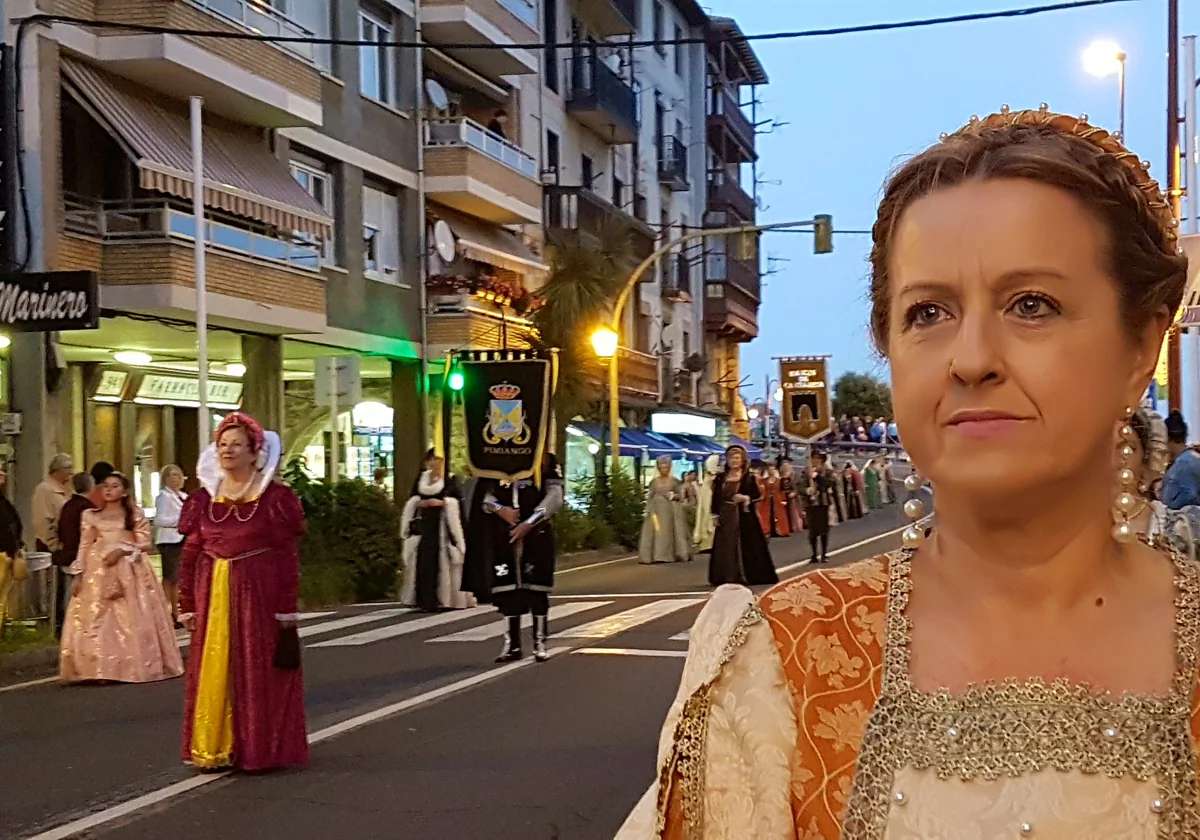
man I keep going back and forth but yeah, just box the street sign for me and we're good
[0,270,99,332]
[314,356,362,407]
[778,356,833,443]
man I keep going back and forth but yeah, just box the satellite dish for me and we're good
[425,79,449,112]
[432,220,456,262]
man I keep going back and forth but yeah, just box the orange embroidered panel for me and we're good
[761,553,1200,839]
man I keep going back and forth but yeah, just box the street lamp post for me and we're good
[1083,40,1127,139]
[592,219,824,477]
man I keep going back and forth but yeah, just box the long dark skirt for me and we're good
[415,511,442,611]
[709,502,778,587]
[806,504,830,537]
[494,589,550,617]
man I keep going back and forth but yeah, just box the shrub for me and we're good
[555,506,594,554]
[605,468,645,548]
[284,459,403,605]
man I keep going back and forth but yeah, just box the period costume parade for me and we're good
[59,481,183,684]
[691,455,720,554]
[463,454,564,663]
[707,446,778,588]
[400,467,472,611]
[177,413,308,772]
[757,466,792,538]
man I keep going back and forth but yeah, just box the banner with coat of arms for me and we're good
[457,350,558,483]
[778,355,833,443]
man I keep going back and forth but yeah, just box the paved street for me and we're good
[1,499,917,840]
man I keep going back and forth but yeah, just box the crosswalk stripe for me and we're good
[297,611,337,622]
[309,605,494,648]
[551,599,705,640]
[428,601,613,643]
[669,630,690,642]
[177,607,413,650]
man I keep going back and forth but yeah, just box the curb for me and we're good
[0,644,58,677]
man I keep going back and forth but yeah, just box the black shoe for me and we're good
[533,615,549,663]
[495,646,523,664]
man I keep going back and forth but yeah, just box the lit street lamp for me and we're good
[1083,39,1127,139]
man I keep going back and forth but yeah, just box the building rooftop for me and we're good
[707,16,769,86]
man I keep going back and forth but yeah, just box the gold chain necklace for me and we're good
[208,473,263,524]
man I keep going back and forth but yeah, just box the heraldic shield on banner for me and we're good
[778,355,833,443]
[457,350,558,483]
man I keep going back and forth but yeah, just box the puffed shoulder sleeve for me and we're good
[273,484,306,538]
[177,491,203,536]
[615,585,797,840]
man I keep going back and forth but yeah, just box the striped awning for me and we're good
[61,58,332,239]
[430,205,548,277]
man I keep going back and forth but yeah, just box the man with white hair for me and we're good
[31,454,72,634]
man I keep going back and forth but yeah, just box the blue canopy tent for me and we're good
[731,437,765,462]
[655,433,726,462]
[568,423,683,459]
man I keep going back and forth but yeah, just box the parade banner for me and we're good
[457,350,558,483]
[779,356,832,442]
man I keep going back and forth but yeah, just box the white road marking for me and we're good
[428,601,612,643]
[20,650,565,840]
[297,611,337,621]
[573,647,688,659]
[669,630,690,642]
[177,607,415,650]
[556,554,636,575]
[309,606,493,648]
[551,598,705,639]
[0,675,59,694]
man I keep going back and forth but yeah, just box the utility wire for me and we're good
[26,0,1144,53]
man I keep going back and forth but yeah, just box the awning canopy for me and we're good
[569,423,682,459]
[61,58,332,239]
[656,433,726,460]
[430,205,549,277]
[730,437,765,462]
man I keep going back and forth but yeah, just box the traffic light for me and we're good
[448,368,465,391]
[813,214,833,255]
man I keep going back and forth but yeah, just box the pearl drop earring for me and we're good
[1112,406,1142,544]
[902,471,928,549]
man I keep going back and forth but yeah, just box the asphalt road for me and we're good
[0,494,918,840]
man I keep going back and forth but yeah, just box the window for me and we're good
[544,0,559,93]
[613,175,624,208]
[291,161,335,265]
[545,129,560,180]
[653,2,666,57]
[359,8,395,105]
[674,26,685,76]
[362,185,401,284]
[581,155,593,190]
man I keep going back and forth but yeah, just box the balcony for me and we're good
[53,0,323,127]
[707,173,756,222]
[60,195,326,333]
[424,118,542,224]
[543,186,656,264]
[658,135,690,192]
[582,347,660,401]
[421,0,539,80]
[706,252,760,301]
[660,252,693,303]
[567,53,638,145]
[704,285,759,343]
[577,0,638,37]
[707,86,756,161]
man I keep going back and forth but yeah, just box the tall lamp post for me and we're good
[1083,39,1127,139]
[591,218,832,477]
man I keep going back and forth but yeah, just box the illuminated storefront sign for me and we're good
[135,375,243,409]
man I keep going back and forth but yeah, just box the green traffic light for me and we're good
[448,370,465,391]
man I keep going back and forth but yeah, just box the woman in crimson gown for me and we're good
[177,412,308,772]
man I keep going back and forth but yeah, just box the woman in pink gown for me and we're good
[178,412,308,772]
[60,473,183,684]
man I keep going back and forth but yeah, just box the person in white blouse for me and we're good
[154,464,187,625]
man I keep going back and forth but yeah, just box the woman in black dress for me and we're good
[707,445,778,587]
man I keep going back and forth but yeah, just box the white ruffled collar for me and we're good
[196,430,282,498]
[418,471,445,496]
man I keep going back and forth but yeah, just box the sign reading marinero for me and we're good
[778,355,833,443]
[0,271,99,332]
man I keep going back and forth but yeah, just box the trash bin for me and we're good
[13,552,55,624]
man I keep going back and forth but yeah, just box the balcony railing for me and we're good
[187,0,327,69]
[707,172,756,221]
[661,252,693,302]
[64,195,322,273]
[425,117,539,179]
[544,186,656,261]
[567,51,638,143]
[706,252,760,300]
[708,85,755,153]
[658,135,688,189]
[497,0,537,28]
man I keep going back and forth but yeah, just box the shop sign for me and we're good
[456,350,557,483]
[778,355,833,443]
[314,356,362,407]
[137,375,243,407]
[94,369,128,399]
[0,270,99,332]
[650,411,717,438]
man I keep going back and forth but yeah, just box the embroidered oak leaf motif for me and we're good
[826,558,887,592]
[831,772,853,809]
[812,700,870,754]
[790,764,816,801]
[805,633,863,688]
[767,578,834,617]
[797,817,824,840]
[851,604,886,649]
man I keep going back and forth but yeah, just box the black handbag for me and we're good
[408,517,423,537]
[273,626,301,670]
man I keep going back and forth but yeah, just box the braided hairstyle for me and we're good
[868,109,1187,355]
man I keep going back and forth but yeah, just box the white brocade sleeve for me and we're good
[615,585,797,840]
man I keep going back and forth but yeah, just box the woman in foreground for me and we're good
[617,107,1195,836]
[178,412,307,772]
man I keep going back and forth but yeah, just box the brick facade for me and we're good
[425,146,541,216]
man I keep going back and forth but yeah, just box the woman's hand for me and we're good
[181,614,197,634]
[70,576,82,598]
[423,498,445,509]
[103,548,124,567]
[732,493,750,506]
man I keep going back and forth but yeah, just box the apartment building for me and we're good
[6,0,426,510]
[701,16,767,424]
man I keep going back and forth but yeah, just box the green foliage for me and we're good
[603,468,645,548]
[832,372,893,421]
[283,459,403,607]
[555,506,594,554]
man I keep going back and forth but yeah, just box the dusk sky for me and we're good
[703,0,1200,401]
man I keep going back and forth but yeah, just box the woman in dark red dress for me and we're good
[177,412,308,772]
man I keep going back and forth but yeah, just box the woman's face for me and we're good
[217,427,256,474]
[102,475,127,504]
[428,457,445,479]
[658,459,671,477]
[165,468,184,491]
[886,178,1164,500]
[727,449,744,470]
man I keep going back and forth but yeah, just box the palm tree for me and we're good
[532,218,636,459]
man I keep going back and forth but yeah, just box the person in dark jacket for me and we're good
[0,464,22,559]
[53,473,95,634]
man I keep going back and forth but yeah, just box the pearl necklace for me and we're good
[209,472,263,524]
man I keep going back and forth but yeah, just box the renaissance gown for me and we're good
[757,475,792,538]
[59,508,183,684]
[640,477,690,564]
[399,472,471,610]
[692,457,720,554]
[708,472,778,587]
[177,481,308,771]
[617,550,1200,838]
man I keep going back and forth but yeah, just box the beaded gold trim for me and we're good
[843,549,1200,838]
[653,602,764,840]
